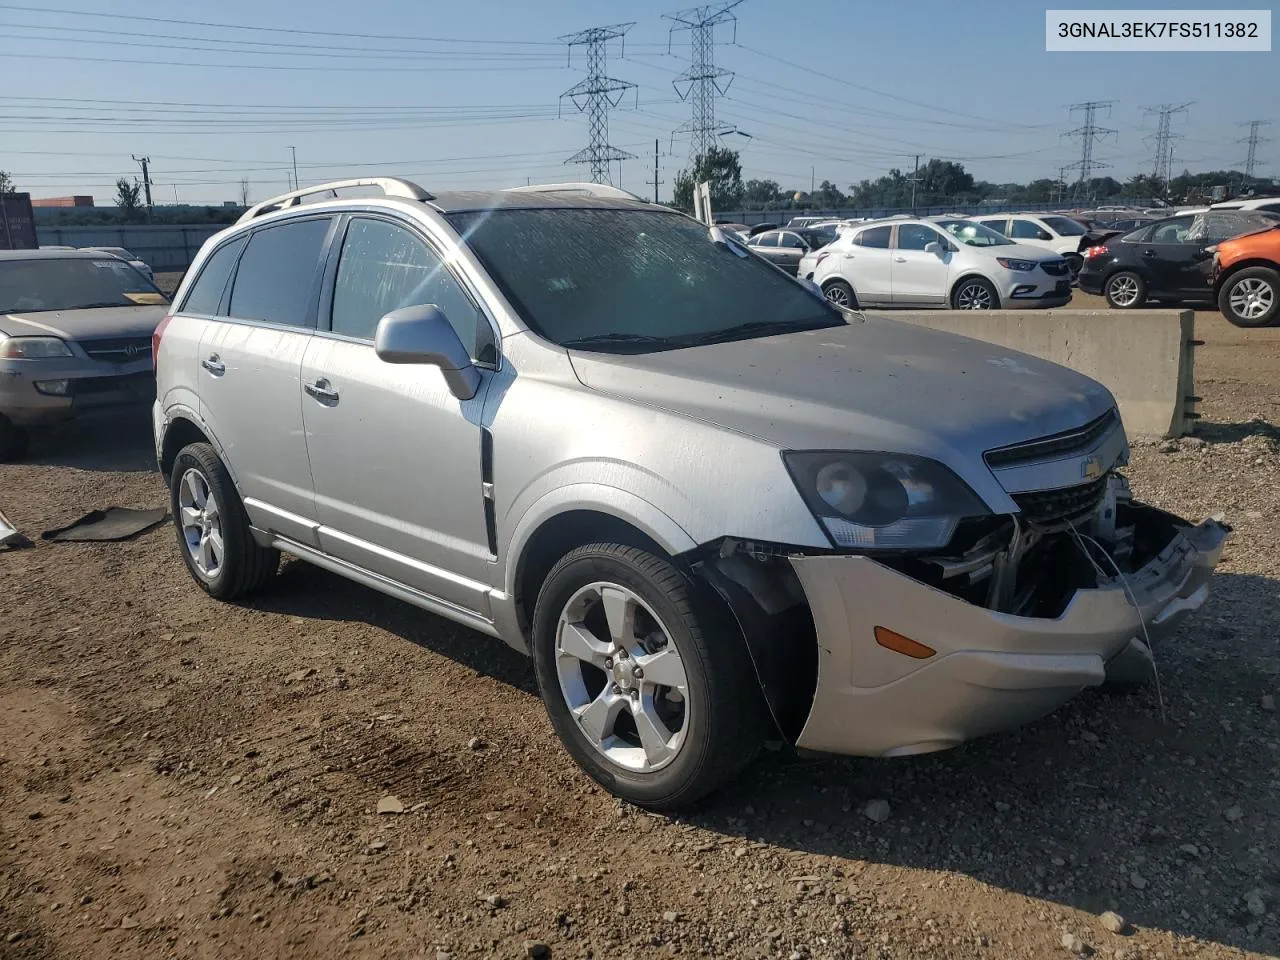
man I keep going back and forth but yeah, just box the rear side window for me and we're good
[853,226,891,248]
[978,219,1008,236]
[181,236,246,316]
[1009,219,1049,240]
[228,218,330,327]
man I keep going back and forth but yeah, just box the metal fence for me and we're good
[34,224,226,272]
[714,199,1167,226]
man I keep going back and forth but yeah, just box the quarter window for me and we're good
[330,218,486,357]
[181,236,246,316]
[228,218,331,327]
[853,226,891,248]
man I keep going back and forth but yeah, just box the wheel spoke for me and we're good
[574,689,624,742]
[197,535,213,572]
[203,496,219,523]
[632,698,675,766]
[207,530,224,567]
[600,586,638,648]
[559,621,611,668]
[635,648,687,692]
[180,506,201,529]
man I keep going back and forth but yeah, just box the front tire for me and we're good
[822,278,859,309]
[0,415,30,462]
[169,442,278,600]
[531,543,767,810]
[1104,270,1146,309]
[1218,267,1280,328]
[951,276,999,310]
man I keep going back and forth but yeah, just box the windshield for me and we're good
[448,208,844,352]
[1040,216,1088,236]
[935,219,1014,247]
[0,258,167,314]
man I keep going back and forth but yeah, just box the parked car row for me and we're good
[39,244,156,282]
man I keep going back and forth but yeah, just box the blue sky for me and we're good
[0,0,1274,205]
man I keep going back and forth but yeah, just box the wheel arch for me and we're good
[1213,258,1280,293]
[160,415,212,481]
[949,272,999,305]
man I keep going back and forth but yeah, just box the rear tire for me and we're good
[0,416,29,462]
[1104,270,1146,309]
[822,278,859,310]
[531,543,767,810]
[169,442,278,600]
[1218,267,1280,328]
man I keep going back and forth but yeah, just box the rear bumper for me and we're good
[789,511,1227,757]
[1077,271,1106,295]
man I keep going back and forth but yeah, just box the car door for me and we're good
[299,214,497,616]
[1136,216,1198,295]
[1181,213,1248,293]
[1008,218,1053,252]
[839,224,893,303]
[747,231,785,266]
[889,222,950,305]
[773,232,808,275]
[198,215,334,547]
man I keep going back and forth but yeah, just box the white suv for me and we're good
[970,213,1091,277]
[800,217,1072,310]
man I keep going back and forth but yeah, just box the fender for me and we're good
[158,401,242,488]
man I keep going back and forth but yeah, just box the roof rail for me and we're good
[237,177,435,223]
[502,182,648,202]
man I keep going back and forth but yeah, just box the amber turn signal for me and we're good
[874,626,936,659]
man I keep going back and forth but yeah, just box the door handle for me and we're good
[894,256,907,263]
[201,355,225,376]
[304,378,340,406]
[1142,249,1157,257]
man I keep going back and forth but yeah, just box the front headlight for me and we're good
[0,336,74,359]
[996,257,1037,272]
[784,451,989,550]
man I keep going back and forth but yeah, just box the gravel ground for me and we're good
[1,300,1277,960]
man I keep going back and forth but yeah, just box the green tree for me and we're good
[115,177,143,221]
[672,147,744,214]
[742,178,781,208]
[0,171,14,196]
[812,179,846,208]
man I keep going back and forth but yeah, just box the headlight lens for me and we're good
[785,451,989,550]
[996,257,1038,272]
[0,336,74,359]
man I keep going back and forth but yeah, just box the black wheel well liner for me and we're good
[159,416,211,480]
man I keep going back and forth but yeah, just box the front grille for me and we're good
[79,336,152,363]
[1040,260,1069,276]
[1012,475,1108,525]
[985,409,1118,468]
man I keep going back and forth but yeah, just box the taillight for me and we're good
[152,314,173,370]
[1083,245,1108,259]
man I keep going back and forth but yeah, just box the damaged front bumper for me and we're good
[787,508,1227,758]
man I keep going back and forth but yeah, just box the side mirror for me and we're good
[374,304,481,401]
[923,241,942,256]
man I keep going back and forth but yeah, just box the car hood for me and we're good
[0,304,168,341]
[568,315,1117,465]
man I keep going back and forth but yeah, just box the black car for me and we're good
[1078,210,1280,308]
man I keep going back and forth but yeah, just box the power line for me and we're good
[559,23,637,185]
[1063,101,1116,202]
[664,1,743,159]
[1143,102,1192,192]
[1238,119,1271,180]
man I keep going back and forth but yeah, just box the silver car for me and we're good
[1,249,169,459]
[85,246,156,284]
[153,178,1226,809]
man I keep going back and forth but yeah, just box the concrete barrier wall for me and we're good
[886,309,1197,439]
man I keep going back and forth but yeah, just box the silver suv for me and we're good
[154,178,1227,809]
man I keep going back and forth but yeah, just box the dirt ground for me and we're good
[1,296,1278,960]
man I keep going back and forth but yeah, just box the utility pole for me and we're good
[645,139,664,203]
[288,146,299,191]
[1063,101,1116,203]
[559,23,637,185]
[810,166,815,196]
[1056,165,1069,205]
[1237,119,1271,184]
[132,154,153,213]
[665,1,743,161]
[907,154,922,209]
[1143,102,1192,195]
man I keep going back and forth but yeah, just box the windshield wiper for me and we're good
[675,318,839,347]
[561,332,677,352]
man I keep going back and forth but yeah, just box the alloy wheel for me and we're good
[1108,275,1140,307]
[554,582,689,773]
[178,467,224,578]
[1229,277,1274,321]
[956,282,993,310]
[824,285,851,307]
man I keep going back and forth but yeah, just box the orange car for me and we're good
[1212,222,1280,327]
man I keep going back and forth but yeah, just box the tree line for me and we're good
[673,150,1277,214]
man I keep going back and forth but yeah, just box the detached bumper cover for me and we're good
[789,514,1227,758]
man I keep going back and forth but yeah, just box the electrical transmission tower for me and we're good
[1238,119,1271,181]
[559,23,637,185]
[664,1,743,160]
[1063,101,1116,203]
[1143,102,1192,192]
